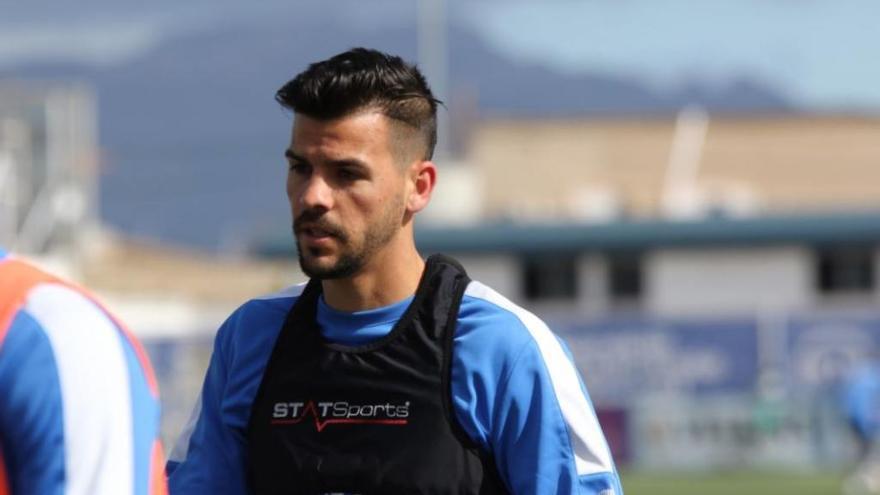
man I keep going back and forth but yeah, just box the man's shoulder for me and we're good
[458,280,553,354]
[216,283,306,346]
[254,282,308,301]
[461,280,549,330]
[234,283,306,319]
[15,282,140,357]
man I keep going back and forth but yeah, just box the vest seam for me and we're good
[442,276,482,452]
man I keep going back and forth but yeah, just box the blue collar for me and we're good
[316,294,414,346]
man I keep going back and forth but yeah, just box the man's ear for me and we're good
[406,160,436,213]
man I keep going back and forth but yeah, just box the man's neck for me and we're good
[321,244,425,313]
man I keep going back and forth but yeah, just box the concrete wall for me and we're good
[453,253,522,301]
[432,245,880,317]
[645,246,815,316]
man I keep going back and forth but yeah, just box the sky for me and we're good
[1,0,879,111]
[463,0,880,111]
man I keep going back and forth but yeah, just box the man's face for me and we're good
[286,111,409,279]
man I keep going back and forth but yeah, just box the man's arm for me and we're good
[461,337,622,495]
[166,319,250,494]
[0,291,165,495]
[455,284,623,494]
[167,289,302,495]
[493,336,622,494]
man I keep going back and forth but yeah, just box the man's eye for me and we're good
[289,162,309,174]
[338,168,360,180]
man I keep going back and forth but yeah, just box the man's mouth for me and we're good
[296,223,343,244]
[301,226,332,238]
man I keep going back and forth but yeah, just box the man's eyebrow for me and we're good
[329,158,368,169]
[284,150,368,170]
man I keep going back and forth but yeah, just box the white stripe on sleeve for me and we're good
[25,284,135,495]
[464,281,614,476]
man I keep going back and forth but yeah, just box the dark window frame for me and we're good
[607,251,643,302]
[815,244,875,294]
[521,252,579,302]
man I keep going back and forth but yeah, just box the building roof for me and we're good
[257,210,880,257]
[469,116,880,219]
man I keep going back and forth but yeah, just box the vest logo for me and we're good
[271,400,410,432]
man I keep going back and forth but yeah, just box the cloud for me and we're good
[0,19,168,68]
[461,0,880,110]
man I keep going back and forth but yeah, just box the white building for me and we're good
[408,213,880,317]
[0,81,100,256]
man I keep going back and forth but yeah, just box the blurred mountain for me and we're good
[1,14,793,249]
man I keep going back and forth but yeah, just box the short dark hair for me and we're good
[276,47,441,160]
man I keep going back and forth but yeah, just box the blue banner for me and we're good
[786,313,880,389]
[550,316,759,405]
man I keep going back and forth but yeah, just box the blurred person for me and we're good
[166,47,621,495]
[0,248,167,495]
[842,361,880,495]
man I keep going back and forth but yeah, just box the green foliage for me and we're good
[620,470,844,495]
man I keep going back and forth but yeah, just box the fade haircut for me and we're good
[276,47,441,161]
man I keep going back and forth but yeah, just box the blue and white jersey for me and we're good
[0,249,166,495]
[167,280,622,495]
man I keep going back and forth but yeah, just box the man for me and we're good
[0,248,166,494]
[842,362,880,494]
[167,48,622,494]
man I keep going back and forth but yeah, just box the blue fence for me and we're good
[143,310,880,468]
[551,312,880,406]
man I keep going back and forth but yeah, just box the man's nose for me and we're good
[299,174,333,210]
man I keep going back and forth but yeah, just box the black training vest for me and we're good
[246,255,508,495]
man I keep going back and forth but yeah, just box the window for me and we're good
[816,246,875,293]
[608,253,643,302]
[522,254,578,301]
